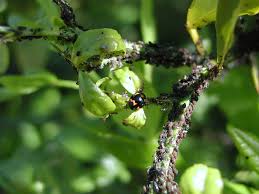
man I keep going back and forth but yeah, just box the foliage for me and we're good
[0,0,259,194]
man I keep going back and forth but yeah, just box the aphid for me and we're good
[128,92,146,110]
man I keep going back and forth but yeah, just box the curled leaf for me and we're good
[123,108,146,129]
[114,66,142,94]
[71,28,126,69]
[78,71,116,117]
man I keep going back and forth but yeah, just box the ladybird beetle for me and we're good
[128,93,146,110]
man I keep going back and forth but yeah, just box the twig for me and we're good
[0,26,60,43]
[0,26,76,43]
[143,61,219,194]
[52,0,85,30]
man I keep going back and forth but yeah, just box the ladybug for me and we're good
[128,92,146,110]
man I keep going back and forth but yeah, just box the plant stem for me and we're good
[0,26,61,43]
[143,63,220,194]
[53,79,79,90]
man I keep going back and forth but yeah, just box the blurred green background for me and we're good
[0,0,259,194]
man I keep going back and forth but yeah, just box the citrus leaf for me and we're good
[114,66,142,94]
[187,0,259,29]
[78,71,116,117]
[239,0,259,15]
[71,28,126,69]
[180,164,223,194]
[216,0,240,66]
[187,0,218,29]
[227,126,259,173]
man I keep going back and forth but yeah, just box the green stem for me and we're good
[53,79,78,90]
[0,26,61,43]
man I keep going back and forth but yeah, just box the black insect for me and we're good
[128,92,146,110]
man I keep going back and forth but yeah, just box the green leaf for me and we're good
[216,0,240,66]
[216,0,259,65]
[223,179,253,194]
[239,0,259,15]
[78,71,116,117]
[187,0,218,29]
[187,0,259,62]
[71,28,126,69]
[180,164,223,194]
[123,108,146,129]
[0,43,9,74]
[187,0,259,29]
[227,126,259,173]
[114,66,142,94]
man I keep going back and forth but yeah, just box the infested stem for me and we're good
[52,0,84,30]
[143,63,220,194]
[0,26,61,43]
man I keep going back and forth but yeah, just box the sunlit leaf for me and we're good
[114,66,142,94]
[180,164,223,194]
[239,0,259,15]
[187,0,259,29]
[123,108,146,129]
[216,0,240,66]
[187,0,218,29]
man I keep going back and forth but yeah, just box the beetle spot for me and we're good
[128,93,146,110]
